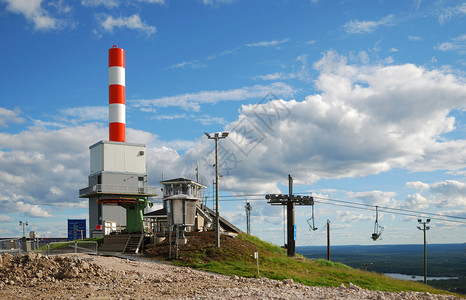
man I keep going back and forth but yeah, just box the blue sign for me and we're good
[294,224,297,240]
[67,219,86,241]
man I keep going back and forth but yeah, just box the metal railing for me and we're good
[79,184,158,196]
[46,241,98,256]
[0,239,22,254]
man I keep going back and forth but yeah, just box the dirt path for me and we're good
[0,253,463,299]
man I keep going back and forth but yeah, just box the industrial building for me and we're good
[79,45,240,253]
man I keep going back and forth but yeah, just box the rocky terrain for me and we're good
[0,253,463,300]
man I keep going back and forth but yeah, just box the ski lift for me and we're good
[306,203,318,231]
[371,206,384,241]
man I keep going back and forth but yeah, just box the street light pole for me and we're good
[205,131,229,248]
[417,218,431,284]
[214,136,220,248]
[19,221,28,238]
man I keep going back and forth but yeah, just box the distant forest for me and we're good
[297,244,466,294]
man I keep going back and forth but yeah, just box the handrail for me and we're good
[123,235,132,253]
[79,184,158,196]
[135,234,144,254]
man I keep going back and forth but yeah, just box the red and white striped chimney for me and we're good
[108,45,125,142]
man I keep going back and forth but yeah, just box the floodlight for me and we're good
[222,132,229,138]
[418,219,422,223]
[417,226,422,230]
[426,219,431,223]
[204,132,211,138]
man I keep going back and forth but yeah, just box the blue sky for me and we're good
[1,0,466,247]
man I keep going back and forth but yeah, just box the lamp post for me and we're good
[417,218,431,284]
[205,131,229,248]
[19,221,28,238]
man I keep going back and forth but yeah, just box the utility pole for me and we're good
[327,219,330,261]
[417,218,431,284]
[245,202,252,235]
[266,175,314,257]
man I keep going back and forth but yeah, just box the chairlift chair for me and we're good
[307,204,318,231]
[371,206,384,241]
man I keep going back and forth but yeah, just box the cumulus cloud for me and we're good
[336,210,372,223]
[344,14,395,34]
[99,14,156,36]
[131,82,295,112]
[405,180,466,208]
[3,0,60,30]
[0,122,107,212]
[2,50,466,223]
[347,191,397,206]
[190,50,466,193]
[0,107,25,127]
[402,193,430,210]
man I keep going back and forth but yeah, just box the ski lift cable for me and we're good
[200,192,466,222]
[314,200,466,224]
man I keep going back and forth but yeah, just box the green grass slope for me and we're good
[145,233,461,296]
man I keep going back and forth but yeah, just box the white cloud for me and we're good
[2,51,466,228]
[344,14,395,34]
[408,35,422,41]
[167,60,206,69]
[336,210,372,223]
[132,82,295,111]
[254,54,311,82]
[154,114,187,120]
[436,34,466,54]
[254,72,288,81]
[402,193,430,210]
[0,215,14,222]
[58,106,107,123]
[438,3,466,24]
[347,191,397,206]
[404,180,466,208]
[246,39,290,48]
[199,50,466,192]
[202,0,236,5]
[81,0,120,8]
[99,14,156,36]
[139,0,165,3]
[0,107,25,127]
[429,180,466,207]
[406,181,429,190]
[3,0,60,30]
[197,115,226,126]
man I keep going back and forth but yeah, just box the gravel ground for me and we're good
[0,253,463,300]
